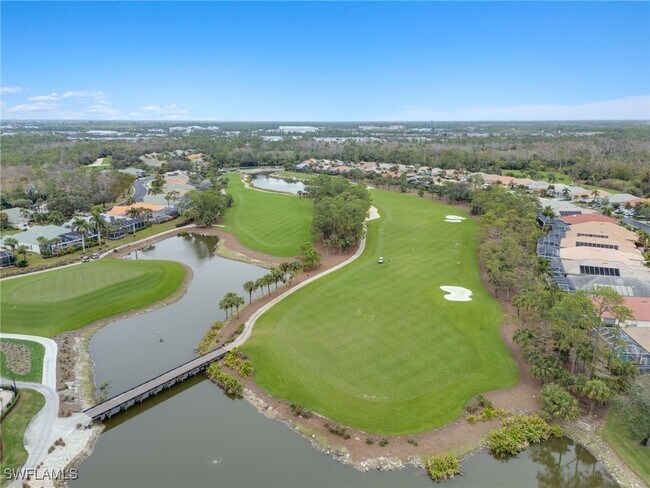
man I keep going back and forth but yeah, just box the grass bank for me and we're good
[1,259,186,337]
[599,404,650,483]
[0,389,46,485]
[0,339,45,383]
[243,189,518,435]
[222,173,313,257]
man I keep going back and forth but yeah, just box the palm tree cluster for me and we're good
[244,261,304,304]
[219,292,245,319]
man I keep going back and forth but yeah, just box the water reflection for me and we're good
[251,174,306,194]
[89,235,267,394]
[441,437,617,488]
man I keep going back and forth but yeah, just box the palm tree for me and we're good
[165,190,180,207]
[591,189,601,200]
[562,187,571,201]
[90,208,107,245]
[582,379,612,415]
[142,208,154,227]
[233,295,245,318]
[72,217,92,252]
[126,208,141,235]
[48,210,66,225]
[50,236,62,254]
[37,236,50,256]
[16,244,29,263]
[262,275,273,295]
[255,278,266,296]
[33,212,49,225]
[4,237,18,253]
[271,268,285,290]
[287,261,302,286]
[243,281,256,304]
[219,296,231,319]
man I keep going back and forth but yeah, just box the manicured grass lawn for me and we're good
[0,339,44,383]
[243,189,518,435]
[0,389,45,485]
[1,259,186,337]
[600,403,650,483]
[222,173,313,257]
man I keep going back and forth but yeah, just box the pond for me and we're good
[251,174,306,194]
[75,235,618,487]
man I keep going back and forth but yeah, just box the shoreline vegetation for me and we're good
[8,178,643,486]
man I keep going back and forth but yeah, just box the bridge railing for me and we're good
[83,346,227,413]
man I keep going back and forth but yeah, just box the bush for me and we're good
[424,454,461,481]
[206,363,243,397]
[324,423,350,439]
[378,437,389,447]
[540,384,580,421]
[365,437,374,445]
[407,439,419,447]
[290,403,313,418]
[487,414,561,458]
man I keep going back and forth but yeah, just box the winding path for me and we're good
[0,333,89,486]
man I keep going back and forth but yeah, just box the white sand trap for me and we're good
[440,286,473,301]
[444,215,466,223]
[366,206,380,221]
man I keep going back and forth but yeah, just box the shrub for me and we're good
[206,363,243,397]
[365,438,374,445]
[378,437,389,447]
[324,423,350,439]
[290,403,313,418]
[424,454,461,481]
[477,395,493,409]
[238,361,254,378]
[466,414,477,424]
[540,384,580,421]
[407,439,419,447]
[487,414,561,458]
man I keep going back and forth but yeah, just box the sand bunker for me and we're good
[440,286,473,301]
[366,206,380,221]
[444,215,466,223]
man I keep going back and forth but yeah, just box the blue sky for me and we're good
[1,2,648,121]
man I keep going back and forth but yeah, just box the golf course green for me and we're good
[222,173,313,257]
[1,259,186,337]
[243,189,518,435]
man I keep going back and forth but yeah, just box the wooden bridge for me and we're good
[83,346,228,421]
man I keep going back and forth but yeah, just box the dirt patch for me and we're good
[0,341,32,375]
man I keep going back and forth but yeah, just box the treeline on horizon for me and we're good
[1,122,649,206]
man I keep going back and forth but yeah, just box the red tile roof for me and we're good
[560,214,618,225]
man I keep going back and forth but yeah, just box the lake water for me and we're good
[75,235,618,487]
[251,174,306,194]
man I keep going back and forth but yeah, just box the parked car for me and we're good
[91,252,100,260]
[81,255,90,263]
[378,257,384,264]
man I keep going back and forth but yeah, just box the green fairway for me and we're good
[0,339,45,383]
[243,189,518,435]
[1,259,186,337]
[222,173,313,257]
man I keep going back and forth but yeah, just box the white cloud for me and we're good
[385,95,650,121]
[2,88,198,120]
[27,93,59,102]
[61,90,106,101]
[127,103,192,120]
[1,86,24,94]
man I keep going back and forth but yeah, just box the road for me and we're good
[622,217,650,233]
[131,176,153,202]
